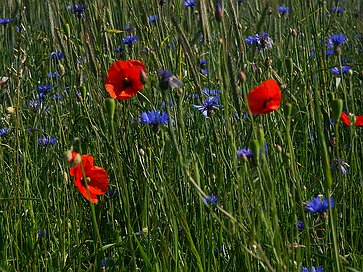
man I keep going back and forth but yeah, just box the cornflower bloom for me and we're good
[140,110,169,126]
[50,50,64,62]
[332,7,344,14]
[184,0,195,8]
[69,4,86,18]
[301,266,324,272]
[48,71,61,79]
[203,88,220,96]
[326,33,345,54]
[123,34,137,45]
[202,195,218,205]
[193,96,221,117]
[148,15,158,24]
[237,148,253,160]
[158,70,182,90]
[0,128,10,136]
[305,196,334,213]
[331,66,351,75]
[332,158,350,174]
[245,32,273,51]
[278,6,290,15]
[0,18,13,25]
[38,136,58,145]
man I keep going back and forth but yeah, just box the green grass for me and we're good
[1,0,363,271]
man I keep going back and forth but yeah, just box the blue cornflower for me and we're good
[184,0,195,8]
[38,136,58,145]
[70,4,86,18]
[332,7,344,14]
[331,66,351,75]
[200,60,208,75]
[158,70,182,90]
[123,34,137,45]
[202,195,218,205]
[296,221,304,230]
[37,229,47,239]
[37,85,52,94]
[203,88,220,96]
[193,96,221,117]
[29,100,42,109]
[0,128,10,136]
[237,148,253,160]
[148,15,158,24]
[326,33,345,48]
[141,110,169,126]
[48,71,61,79]
[0,18,13,25]
[278,6,290,15]
[301,266,324,272]
[332,158,350,174]
[305,196,334,213]
[50,50,64,62]
[245,32,273,51]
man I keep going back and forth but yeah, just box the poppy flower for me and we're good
[104,60,146,100]
[246,79,281,114]
[69,153,108,203]
[340,111,363,127]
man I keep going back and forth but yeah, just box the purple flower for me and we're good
[69,4,86,18]
[193,96,221,117]
[305,196,334,213]
[148,15,158,24]
[123,34,137,45]
[50,50,64,62]
[296,221,304,230]
[301,266,324,272]
[141,110,169,126]
[38,136,58,145]
[37,85,52,94]
[326,33,345,48]
[331,66,351,75]
[158,70,182,90]
[332,158,350,174]
[237,148,253,159]
[203,88,220,96]
[332,7,344,14]
[278,6,290,15]
[0,128,10,136]
[0,18,13,25]
[184,0,195,8]
[48,71,61,79]
[202,195,218,205]
[245,32,273,51]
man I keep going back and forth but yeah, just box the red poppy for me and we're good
[104,60,146,100]
[246,79,282,114]
[340,112,363,127]
[70,153,108,203]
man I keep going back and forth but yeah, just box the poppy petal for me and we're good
[340,112,351,126]
[247,79,281,114]
[87,167,109,195]
[355,115,363,127]
[105,60,146,100]
[74,177,99,203]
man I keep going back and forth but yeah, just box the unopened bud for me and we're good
[239,70,247,82]
[6,106,15,114]
[140,69,148,84]
[62,23,71,39]
[139,148,145,156]
[284,103,292,119]
[59,63,65,76]
[105,98,116,120]
[250,140,260,163]
[215,2,223,22]
[274,144,282,153]
[332,99,343,122]
[80,86,87,98]
[64,150,82,167]
[0,76,9,87]
[289,28,298,37]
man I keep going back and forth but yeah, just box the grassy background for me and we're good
[1,0,363,271]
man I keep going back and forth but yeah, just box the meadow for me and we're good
[0,0,363,271]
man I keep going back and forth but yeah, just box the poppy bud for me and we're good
[62,23,71,39]
[289,28,298,38]
[332,99,343,122]
[215,2,223,22]
[139,148,145,156]
[274,144,282,153]
[6,106,15,114]
[59,63,65,76]
[250,140,260,163]
[286,58,293,76]
[105,98,116,120]
[284,103,292,119]
[64,150,81,167]
[239,71,247,82]
[0,76,9,87]
[80,86,87,98]
[140,69,148,84]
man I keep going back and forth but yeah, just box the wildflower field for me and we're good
[1,0,363,271]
